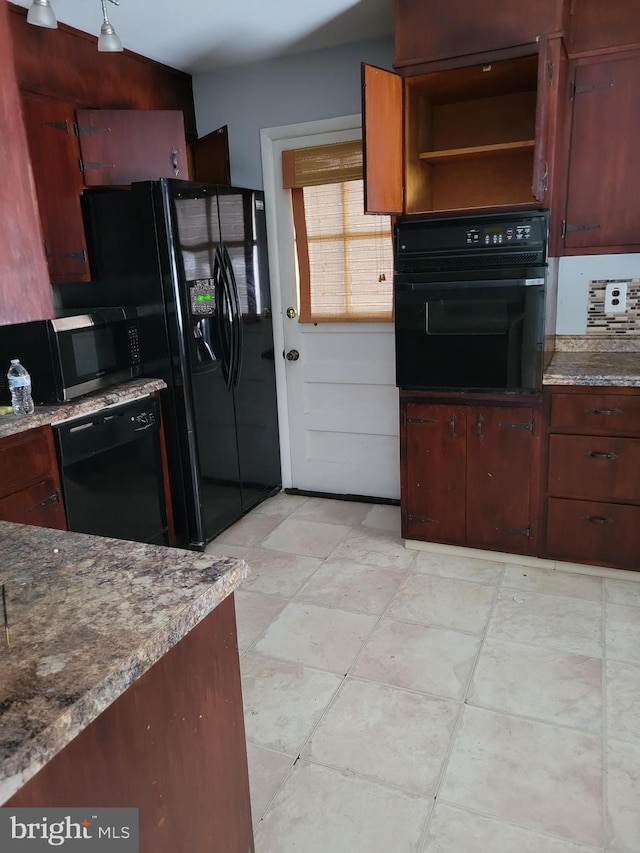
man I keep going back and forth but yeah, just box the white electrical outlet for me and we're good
[604,282,628,313]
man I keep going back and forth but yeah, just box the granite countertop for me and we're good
[0,378,167,440]
[0,522,248,804]
[544,336,640,387]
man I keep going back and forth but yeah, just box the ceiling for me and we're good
[13,0,394,73]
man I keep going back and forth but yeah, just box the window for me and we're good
[283,141,393,323]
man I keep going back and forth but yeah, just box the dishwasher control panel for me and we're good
[132,409,157,430]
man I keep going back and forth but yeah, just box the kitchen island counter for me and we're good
[0,521,249,816]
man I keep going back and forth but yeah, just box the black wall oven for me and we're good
[394,211,551,392]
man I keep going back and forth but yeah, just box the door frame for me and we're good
[260,114,362,489]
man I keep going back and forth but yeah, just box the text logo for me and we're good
[0,809,138,851]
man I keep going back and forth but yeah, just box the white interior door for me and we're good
[261,117,400,500]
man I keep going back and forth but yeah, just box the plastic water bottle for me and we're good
[7,359,35,416]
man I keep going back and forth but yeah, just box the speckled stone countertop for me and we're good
[0,377,167,440]
[0,522,248,804]
[544,336,640,387]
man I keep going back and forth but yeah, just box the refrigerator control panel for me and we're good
[190,279,216,316]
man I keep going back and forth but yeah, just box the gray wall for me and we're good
[192,36,394,190]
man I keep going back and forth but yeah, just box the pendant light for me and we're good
[98,0,123,52]
[26,0,124,52]
[26,0,58,29]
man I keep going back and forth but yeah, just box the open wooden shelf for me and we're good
[419,139,536,164]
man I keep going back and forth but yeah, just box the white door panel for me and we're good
[261,117,400,499]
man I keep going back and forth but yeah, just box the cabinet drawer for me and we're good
[548,434,640,502]
[0,478,66,530]
[546,497,640,571]
[0,427,54,499]
[550,392,640,436]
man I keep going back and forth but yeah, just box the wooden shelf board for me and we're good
[419,139,535,164]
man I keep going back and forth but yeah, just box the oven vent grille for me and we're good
[408,252,543,272]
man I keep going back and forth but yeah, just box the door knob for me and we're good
[286,307,297,319]
[285,349,300,361]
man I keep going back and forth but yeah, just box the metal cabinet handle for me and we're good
[28,492,60,512]
[587,408,622,416]
[449,414,457,440]
[582,515,613,525]
[585,450,618,460]
[171,148,179,176]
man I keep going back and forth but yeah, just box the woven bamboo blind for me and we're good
[282,140,363,188]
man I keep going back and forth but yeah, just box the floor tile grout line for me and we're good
[295,754,441,801]
[433,797,606,851]
[415,558,508,852]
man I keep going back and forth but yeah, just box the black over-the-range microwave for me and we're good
[0,308,142,404]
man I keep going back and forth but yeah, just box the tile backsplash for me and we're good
[556,254,640,335]
[587,279,640,335]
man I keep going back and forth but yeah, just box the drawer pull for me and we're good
[586,450,618,460]
[582,515,613,525]
[587,408,622,417]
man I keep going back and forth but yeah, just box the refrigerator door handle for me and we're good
[222,244,243,390]
[194,319,216,363]
[214,246,233,389]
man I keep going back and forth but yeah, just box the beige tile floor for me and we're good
[206,493,640,853]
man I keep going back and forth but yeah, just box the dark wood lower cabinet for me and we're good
[0,425,66,529]
[401,394,541,555]
[7,594,255,853]
[544,386,640,572]
[547,497,640,570]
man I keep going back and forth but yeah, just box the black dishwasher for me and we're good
[55,396,169,545]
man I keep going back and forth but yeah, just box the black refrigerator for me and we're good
[62,179,281,549]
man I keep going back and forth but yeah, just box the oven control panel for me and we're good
[395,211,548,271]
[465,223,533,246]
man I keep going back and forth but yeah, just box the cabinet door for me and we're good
[394,0,566,68]
[466,406,537,553]
[191,125,231,185]
[401,403,466,543]
[362,64,404,214]
[568,0,640,55]
[563,53,640,252]
[76,109,187,186]
[0,478,66,529]
[21,92,90,283]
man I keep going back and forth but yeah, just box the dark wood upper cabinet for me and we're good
[561,51,640,253]
[9,3,196,139]
[0,0,53,327]
[363,40,560,216]
[20,101,189,285]
[393,0,566,68]
[76,109,187,186]
[190,125,231,185]
[567,0,640,56]
[21,91,90,283]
